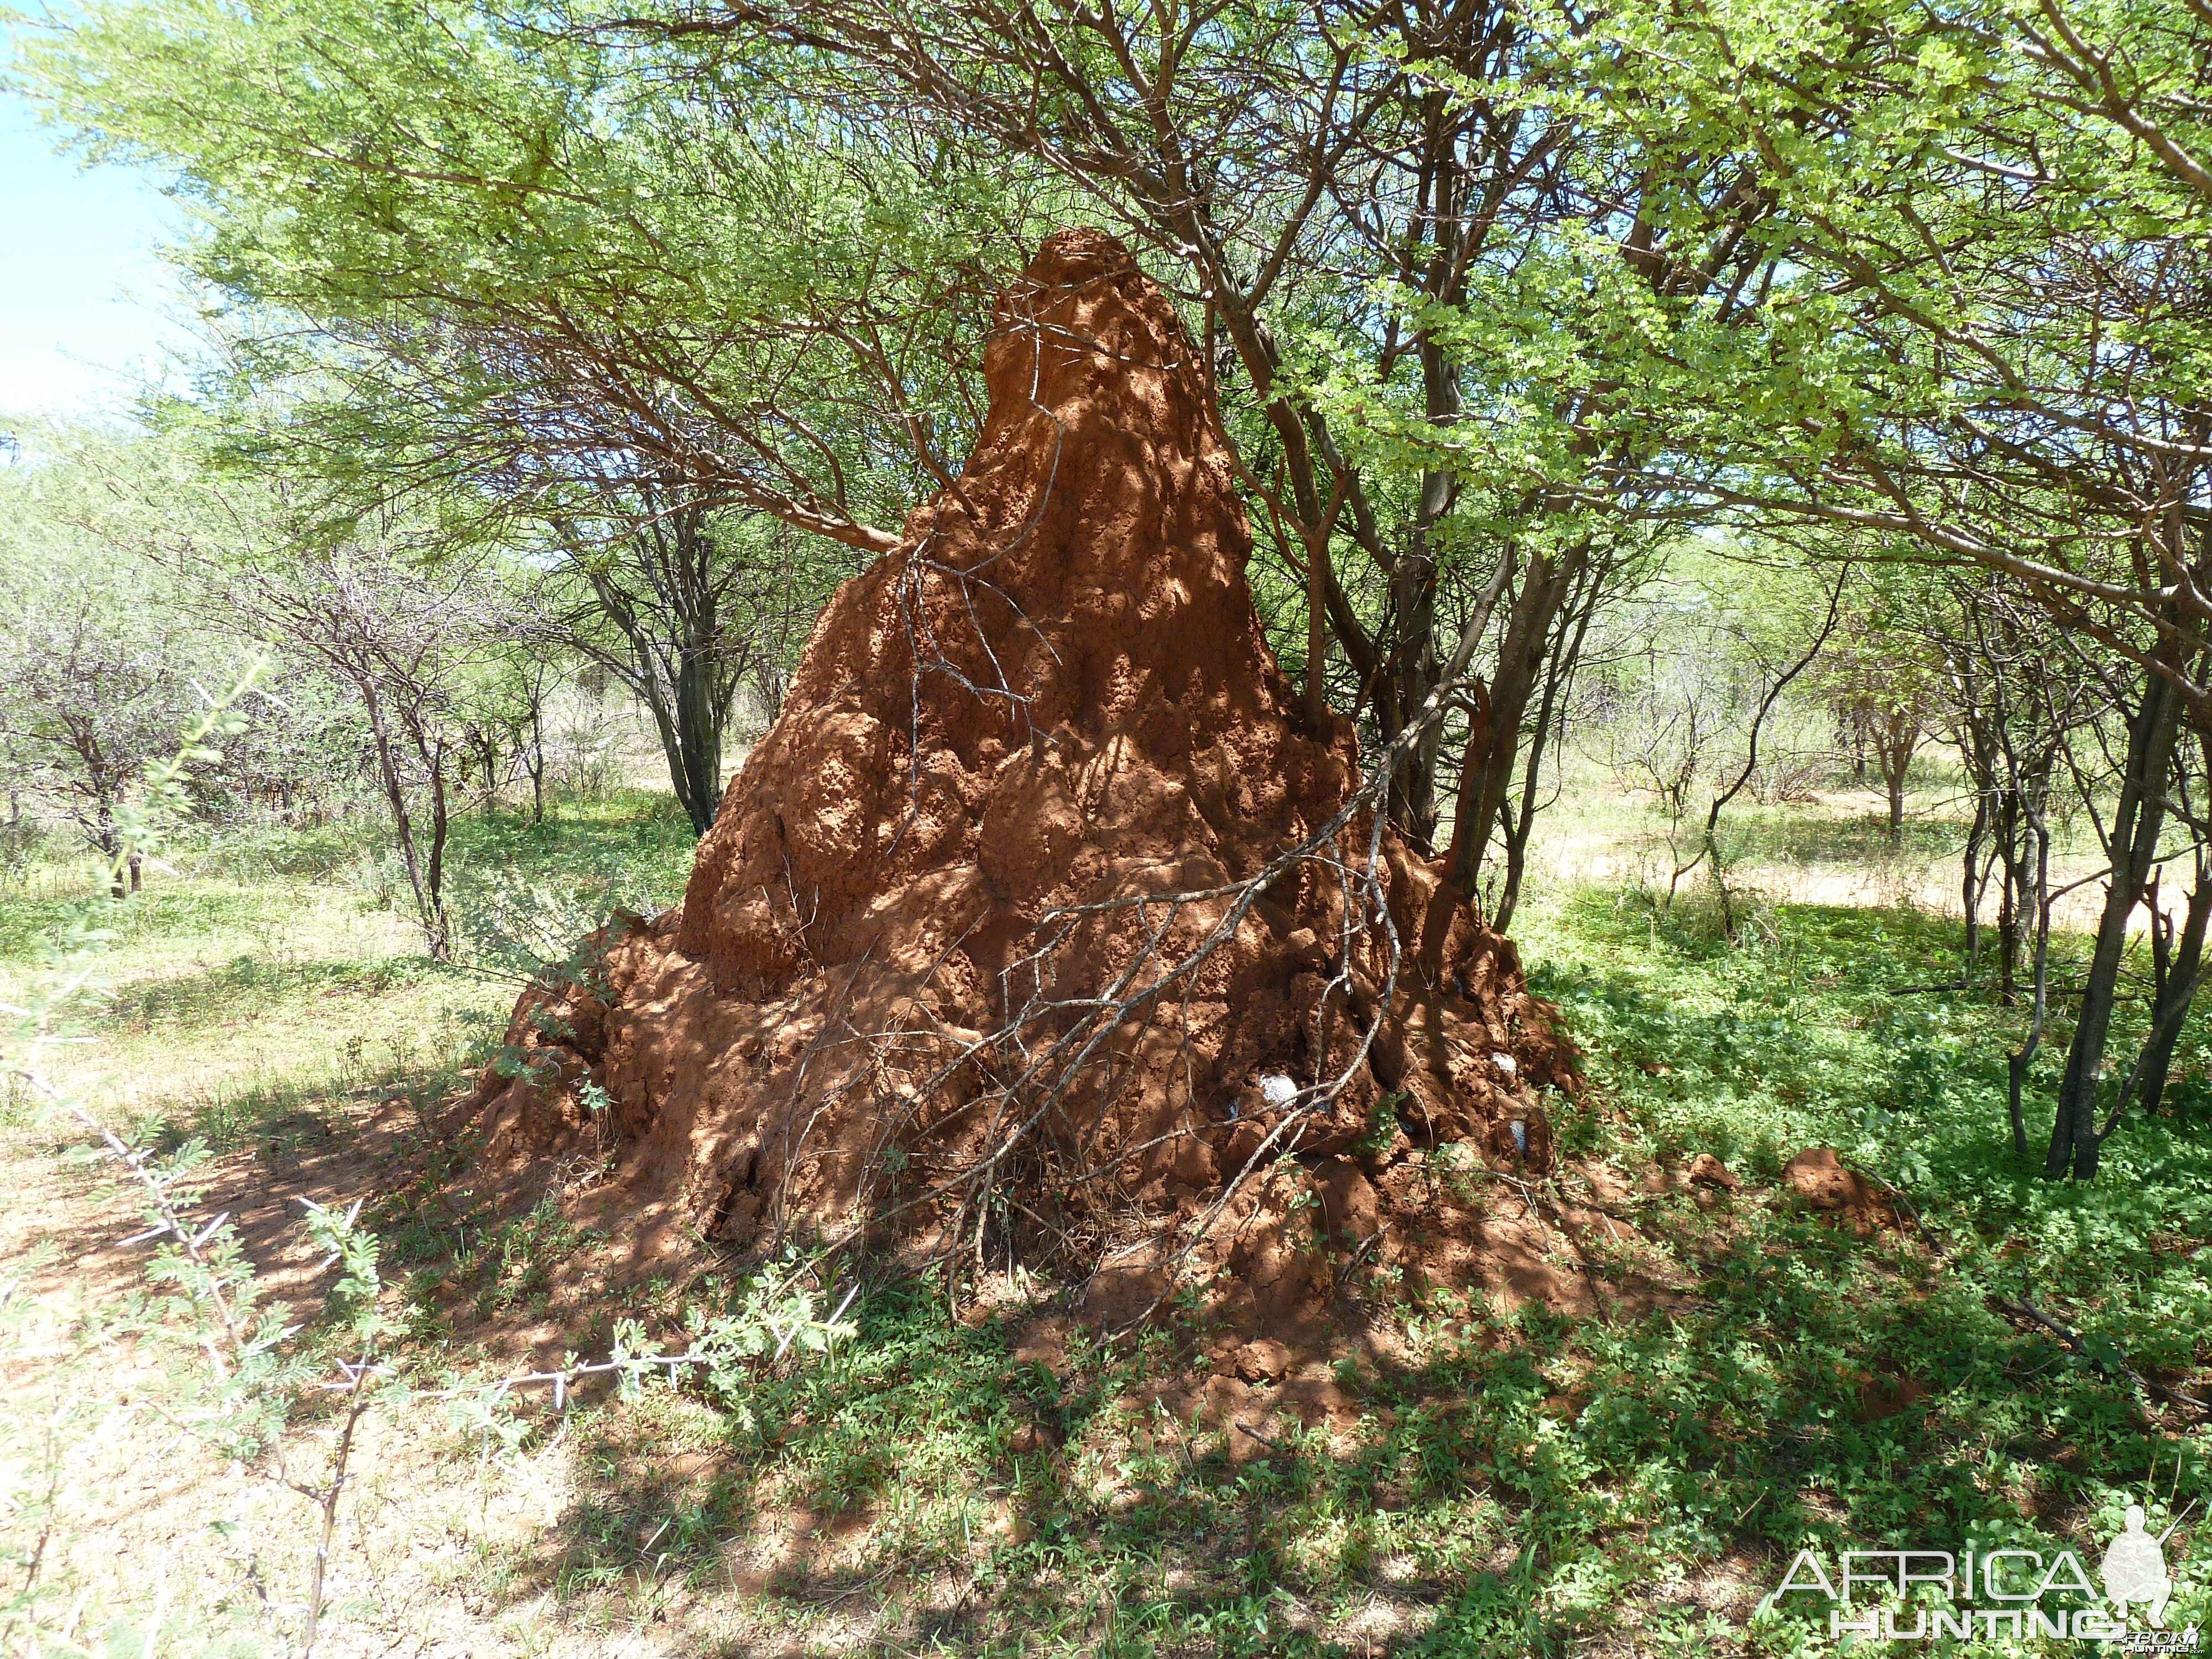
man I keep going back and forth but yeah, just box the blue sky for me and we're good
[1,88,193,421]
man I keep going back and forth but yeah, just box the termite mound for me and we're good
[467,228,1583,1337]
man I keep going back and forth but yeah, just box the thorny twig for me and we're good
[293,1358,378,1658]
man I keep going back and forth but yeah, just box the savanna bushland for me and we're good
[2,0,2209,1653]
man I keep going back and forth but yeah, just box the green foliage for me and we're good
[8,0,2212,1644]
[0,430,265,857]
[442,797,694,978]
[0,662,426,1655]
[11,0,1051,549]
[1525,887,2212,1402]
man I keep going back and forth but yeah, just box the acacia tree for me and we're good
[220,536,512,961]
[551,493,848,832]
[0,567,199,890]
[1573,0,2212,1178]
[17,0,1050,854]
[201,659,375,825]
[20,0,1814,901]
[1813,570,1947,844]
[477,642,559,826]
[15,0,1030,552]
[1574,549,1848,925]
[0,431,228,890]
[1910,574,2110,1151]
[44,427,517,959]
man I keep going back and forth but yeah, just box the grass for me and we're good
[2,784,2208,1656]
[1523,884,2212,1332]
[1528,752,2114,934]
[0,788,696,1135]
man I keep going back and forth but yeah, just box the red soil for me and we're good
[467,229,1581,1332]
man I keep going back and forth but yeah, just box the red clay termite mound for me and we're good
[468,229,1579,1327]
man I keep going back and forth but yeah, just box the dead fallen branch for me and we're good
[1989,1292,2211,1417]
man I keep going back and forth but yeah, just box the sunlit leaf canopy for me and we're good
[13,0,2212,837]
[18,0,1065,549]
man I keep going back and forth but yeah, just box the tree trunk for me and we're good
[1875,712,1917,846]
[1386,336,1459,852]
[486,730,501,812]
[1996,787,2022,1006]
[1437,683,1495,927]
[1305,512,1332,729]
[2005,797,2053,1159]
[1959,785,1989,982]
[94,797,128,898]
[1454,550,1579,907]
[673,631,726,835]
[574,512,738,837]
[2047,671,2183,1180]
[756,660,789,722]
[424,743,451,963]
[1493,572,1598,935]
[528,701,546,826]
[2134,857,2212,1119]
[359,679,446,962]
